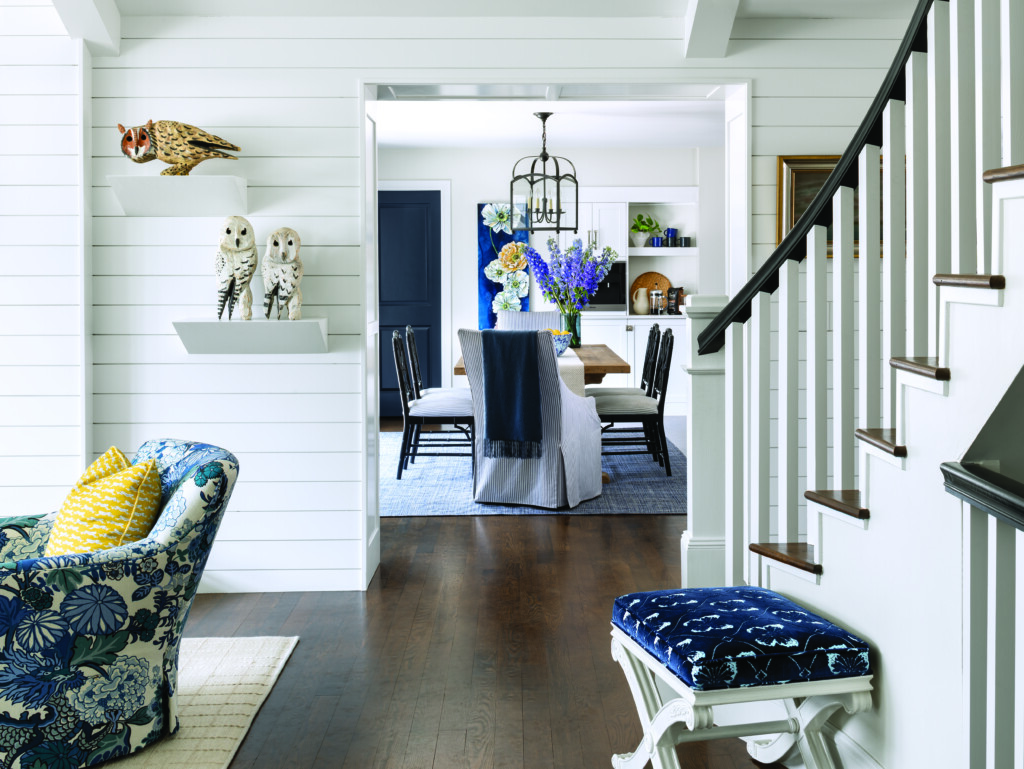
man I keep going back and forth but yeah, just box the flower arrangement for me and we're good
[525,238,618,347]
[481,204,529,313]
[525,237,618,313]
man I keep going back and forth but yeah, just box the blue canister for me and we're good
[650,236,663,247]
[664,227,678,239]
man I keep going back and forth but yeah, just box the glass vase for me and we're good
[560,311,581,349]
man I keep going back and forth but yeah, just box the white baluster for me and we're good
[928,1,952,357]
[1001,0,1024,165]
[987,516,1016,769]
[951,0,978,275]
[858,145,882,432]
[906,51,931,356]
[833,187,855,489]
[724,322,745,586]
[882,100,907,430]
[976,0,1000,273]
[778,260,799,543]
[962,505,988,769]
[806,225,828,494]
[748,292,771,573]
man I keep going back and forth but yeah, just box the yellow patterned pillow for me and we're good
[45,446,163,557]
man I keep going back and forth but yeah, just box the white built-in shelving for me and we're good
[108,174,248,217]
[172,317,328,354]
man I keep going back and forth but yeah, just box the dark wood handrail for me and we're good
[697,0,939,356]
[941,461,1024,533]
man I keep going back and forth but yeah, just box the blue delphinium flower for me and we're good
[524,238,617,313]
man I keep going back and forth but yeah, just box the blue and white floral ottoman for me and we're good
[610,586,874,769]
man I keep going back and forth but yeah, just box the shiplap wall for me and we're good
[4,6,911,591]
[0,1,83,514]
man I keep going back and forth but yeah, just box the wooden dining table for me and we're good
[454,343,630,385]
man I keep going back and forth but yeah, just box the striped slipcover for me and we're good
[458,329,602,509]
[495,309,561,331]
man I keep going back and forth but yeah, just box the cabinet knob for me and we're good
[626,325,634,332]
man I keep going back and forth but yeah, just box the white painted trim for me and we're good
[378,179,453,388]
[760,555,822,586]
[77,40,92,467]
[683,0,739,58]
[51,0,120,56]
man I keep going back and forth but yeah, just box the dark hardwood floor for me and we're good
[186,515,779,768]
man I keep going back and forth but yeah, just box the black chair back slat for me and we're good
[640,323,660,395]
[405,325,426,399]
[391,330,413,414]
[651,329,674,411]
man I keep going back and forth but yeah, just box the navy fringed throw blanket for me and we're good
[481,330,543,459]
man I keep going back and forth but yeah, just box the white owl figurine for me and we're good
[214,215,258,320]
[262,227,304,320]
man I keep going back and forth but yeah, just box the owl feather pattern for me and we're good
[118,119,240,176]
[215,216,258,320]
[263,228,304,320]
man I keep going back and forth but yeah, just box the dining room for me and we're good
[368,88,726,516]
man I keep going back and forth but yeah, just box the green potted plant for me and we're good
[630,214,661,248]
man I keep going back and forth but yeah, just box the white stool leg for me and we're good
[611,636,683,769]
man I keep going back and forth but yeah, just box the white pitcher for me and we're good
[632,287,650,316]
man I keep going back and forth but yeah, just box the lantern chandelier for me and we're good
[510,112,578,234]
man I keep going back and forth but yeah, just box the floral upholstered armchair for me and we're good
[0,439,238,769]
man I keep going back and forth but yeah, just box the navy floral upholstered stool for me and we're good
[610,586,873,769]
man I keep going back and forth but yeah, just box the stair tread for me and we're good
[804,489,870,519]
[933,273,1006,289]
[855,427,908,458]
[748,542,822,575]
[890,356,951,381]
[983,164,1024,184]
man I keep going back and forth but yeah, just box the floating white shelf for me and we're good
[108,174,247,217]
[628,247,699,257]
[173,317,328,354]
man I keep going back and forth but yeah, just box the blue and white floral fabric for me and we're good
[613,586,872,691]
[0,439,238,768]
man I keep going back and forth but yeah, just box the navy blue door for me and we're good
[378,190,442,418]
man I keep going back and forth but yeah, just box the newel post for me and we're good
[680,295,729,587]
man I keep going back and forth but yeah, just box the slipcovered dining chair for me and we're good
[0,438,237,768]
[392,330,473,479]
[594,328,675,476]
[495,309,561,331]
[458,328,602,508]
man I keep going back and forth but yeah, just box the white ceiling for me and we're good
[369,98,726,150]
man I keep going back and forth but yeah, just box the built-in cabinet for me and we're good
[529,187,700,416]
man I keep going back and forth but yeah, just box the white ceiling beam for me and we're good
[683,0,740,58]
[52,0,121,56]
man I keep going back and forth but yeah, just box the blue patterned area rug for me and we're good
[379,430,686,516]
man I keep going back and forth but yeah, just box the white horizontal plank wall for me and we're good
[1,8,912,592]
[0,2,83,514]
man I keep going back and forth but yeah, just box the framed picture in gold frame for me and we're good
[776,154,841,248]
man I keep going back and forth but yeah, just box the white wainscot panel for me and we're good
[236,452,361,483]
[92,97,360,130]
[4,396,79,426]
[4,277,81,307]
[0,216,79,246]
[92,421,362,454]
[0,337,80,365]
[0,306,80,335]
[92,245,358,277]
[0,157,78,186]
[0,486,65,517]
[205,538,361,571]
[93,69,362,100]
[93,184,359,218]
[0,39,78,66]
[92,272,357,307]
[229,481,361,513]
[93,363,360,395]
[92,215,358,249]
[0,455,80,487]
[217,507,362,541]
[0,127,76,156]
[0,246,78,277]
[0,427,80,456]
[92,393,360,424]
[198,568,364,593]
[93,305,358,336]
[0,186,77,216]
[0,366,79,396]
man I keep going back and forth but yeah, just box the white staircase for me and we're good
[682,0,1024,766]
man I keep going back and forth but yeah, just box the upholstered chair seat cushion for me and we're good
[408,388,473,417]
[584,386,647,398]
[612,586,872,691]
[594,393,658,416]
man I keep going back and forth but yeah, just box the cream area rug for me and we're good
[111,636,299,769]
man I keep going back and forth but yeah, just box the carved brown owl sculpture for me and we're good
[118,120,240,176]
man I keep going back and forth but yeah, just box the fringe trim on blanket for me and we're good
[482,439,543,459]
